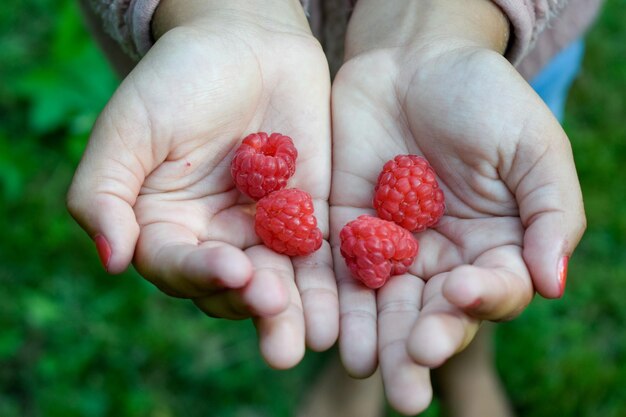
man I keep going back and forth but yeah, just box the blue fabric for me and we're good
[530,40,585,122]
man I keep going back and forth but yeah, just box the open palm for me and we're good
[68,15,337,369]
[331,45,585,413]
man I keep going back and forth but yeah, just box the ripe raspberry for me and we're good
[255,189,323,256]
[373,155,445,232]
[231,132,298,200]
[340,215,418,289]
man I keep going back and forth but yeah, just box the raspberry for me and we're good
[340,215,418,289]
[373,155,445,232]
[255,189,323,256]
[231,132,298,200]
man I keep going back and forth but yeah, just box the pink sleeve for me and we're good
[492,0,570,64]
[84,0,161,59]
[85,0,314,60]
[87,0,575,65]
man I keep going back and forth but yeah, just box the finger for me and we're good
[407,275,481,368]
[331,207,378,378]
[506,117,586,299]
[254,304,305,370]
[193,262,291,320]
[377,275,432,415]
[293,241,339,351]
[249,246,305,369]
[337,258,378,378]
[66,94,152,273]
[192,245,293,319]
[135,222,253,298]
[442,246,534,321]
[192,294,250,320]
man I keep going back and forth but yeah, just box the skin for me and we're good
[331,0,585,414]
[67,0,337,370]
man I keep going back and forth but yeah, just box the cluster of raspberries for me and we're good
[340,155,445,289]
[230,133,445,289]
[230,132,322,257]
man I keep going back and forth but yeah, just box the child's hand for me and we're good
[67,0,337,369]
[331,0,585,413]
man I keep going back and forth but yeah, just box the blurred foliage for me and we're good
[0,0,625,416]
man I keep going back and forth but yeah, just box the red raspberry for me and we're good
[373,155,445,232]
[255,189,323,256]
[231,132,298,200]
[340,215,418,289]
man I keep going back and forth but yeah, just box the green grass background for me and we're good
[1,1,625,416]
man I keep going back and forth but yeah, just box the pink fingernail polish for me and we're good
[558,256,569,297]
[94,235,111,271]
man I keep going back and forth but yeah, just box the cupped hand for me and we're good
[331,36,585,415]
[67,0,337,369]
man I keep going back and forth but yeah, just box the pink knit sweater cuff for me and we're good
[90,0,570,64]
[86,0,161,59]
[492,0,569,64]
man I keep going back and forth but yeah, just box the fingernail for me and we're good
[558,256,569,297]
[94,235,111,271]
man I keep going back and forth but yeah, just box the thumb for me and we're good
[507,114,586,298]
[67,89,156,274]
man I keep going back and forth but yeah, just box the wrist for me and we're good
[152,0,309,40]
[345,0,509,58]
